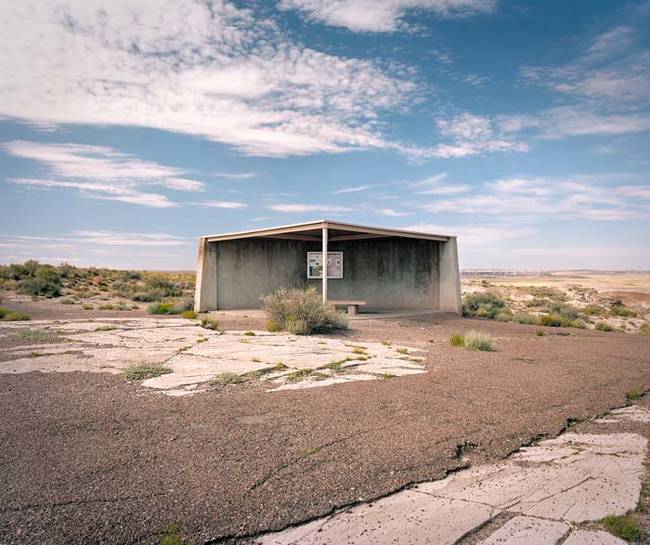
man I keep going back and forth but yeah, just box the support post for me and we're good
[322,226,328,303]
[438,237,462,314]
[194,238,218,312]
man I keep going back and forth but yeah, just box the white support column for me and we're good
[322,226,328,303]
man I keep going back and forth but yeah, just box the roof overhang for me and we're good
[202,220,452,243]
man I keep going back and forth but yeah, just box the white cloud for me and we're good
[196,200,248,209]
[268,203,353,213]
[0,1,421,157]
[406,223,535,247]
[278,0,496,32]
[429,113,528,158]
[212,172,258,180]
[376,208,412,217]
[70,231,190,246]
[419,175,650,221]
[332,185,371,194]
[2,140,207,207]
[617,185,650,198]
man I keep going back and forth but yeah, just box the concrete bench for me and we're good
[330,300,366,316]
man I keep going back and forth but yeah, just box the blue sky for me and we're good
[1,0,648,270]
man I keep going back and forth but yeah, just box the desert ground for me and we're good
[0,265,649,545]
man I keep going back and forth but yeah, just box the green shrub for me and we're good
[641,323,650,336]
[265,319,282,332]
[595,321,614,332]
[82,304,93,310]
[160,523,184,545]
[243,330,256,336]
[449,333,465,347]
[602,515,641,541]
[462,292,508,319]
[181,310,197,319]
[0,308,31,321]
[59,298,75,305]
[610,305,637,317]
[540,313,579,328]
[17,266,62,297]
[536,330,545,336]
[494,311,513,322]
[525,297,548,307]
[626,389,641,401]
[548,303,582,320]
[200,318,221,331]
[463,330,494,351]
[123,364,172,380]
[583,304,606,316]
[148,301,190,315]
[261,287,348,334]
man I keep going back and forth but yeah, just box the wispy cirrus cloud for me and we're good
[332,184,372,194]
[2,140,206,208]
[195,200,248,209]
[268,203,353,213]
[278,0,496,32]
[0,1,422,157]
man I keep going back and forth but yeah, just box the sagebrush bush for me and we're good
[461,292,508,319]
[17,266,62,297]
[540,313,576,328]
[610,304,636,317]
[261,287,348,334]
[265,319,282,332]
[200,318,221,331]
[181,310,197,319]
[582,304,606,316]
[512,312,541,325]
[148,300,192,315]
[463,330,494,351]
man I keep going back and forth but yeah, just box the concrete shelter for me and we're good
[194,220,461,314]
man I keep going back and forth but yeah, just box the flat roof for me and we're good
[202,220,453,243]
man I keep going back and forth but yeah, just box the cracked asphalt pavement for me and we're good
[1,314,649,544]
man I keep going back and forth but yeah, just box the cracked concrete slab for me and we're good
[257,407,649,545]
[562,530,628,545]
[0,318,426,394]
[478,516,569,545]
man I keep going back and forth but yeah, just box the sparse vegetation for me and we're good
[536,330,545,336]
[261,287,348,335]
[602,515,641,541]
[463,330,495,351]
[284,368,327,383]
[641,323,650,336]
[159,523,184,545]
[265,319,282,332]
[626,389,641,402]
[148,301,192,315]
[243,330,256,336]
[595,321,614,332]
[0,307,31,321]
[449,334,464,347]
[462,292,508,319]
[610,304,637,318]
[123,364,172,381]
[395,347,409,355]
[17,265,62,297]
[200,318,221,331]
[18,329,59,343]
[181,310,197,320]
[382,373,397,379]
[512,312,540,325]
[209,372,246,385]
[583,304,606,316]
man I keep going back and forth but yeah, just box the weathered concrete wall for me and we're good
[210,237,441,310]
[194,238,217,312]
[438,237,462,314]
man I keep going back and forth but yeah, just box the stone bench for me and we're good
[330,300,367,316]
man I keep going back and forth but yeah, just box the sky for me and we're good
[0,0,649,271]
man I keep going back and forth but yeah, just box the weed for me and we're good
[94,325,117,332]
[209,372,247,386]
[160,523,184,545]
[318,359,347,373]
[395,347,409,355]
[200,318,221,331]
[595,322,614,332]
[181,310,197,320]
[123,364,172,381]
[59,298,75,305]
[583,304,606,316]
[196,337,207,343]
[352,346,366,354]
[261,287,348,334]
[641,323,650,336]
[602,515,641,541]
[463,330,495,351]
[82,304,93,310]
[251,357,261,363]
[266,319,282,332]
[626,389,641,402]
[536,330,545,336]
[98,304,114,310]
[243,330,256,336]
[148,302,190,315]
[382,373,397,379]
[449,334,465,347]
[381,340,391,346]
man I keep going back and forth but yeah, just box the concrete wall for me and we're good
[198,237,445,310]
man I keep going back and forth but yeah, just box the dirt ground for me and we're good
[1,305,649,545]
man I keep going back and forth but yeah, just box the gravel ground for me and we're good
[1,312,649,545]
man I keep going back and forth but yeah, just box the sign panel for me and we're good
[307,252,343,279]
